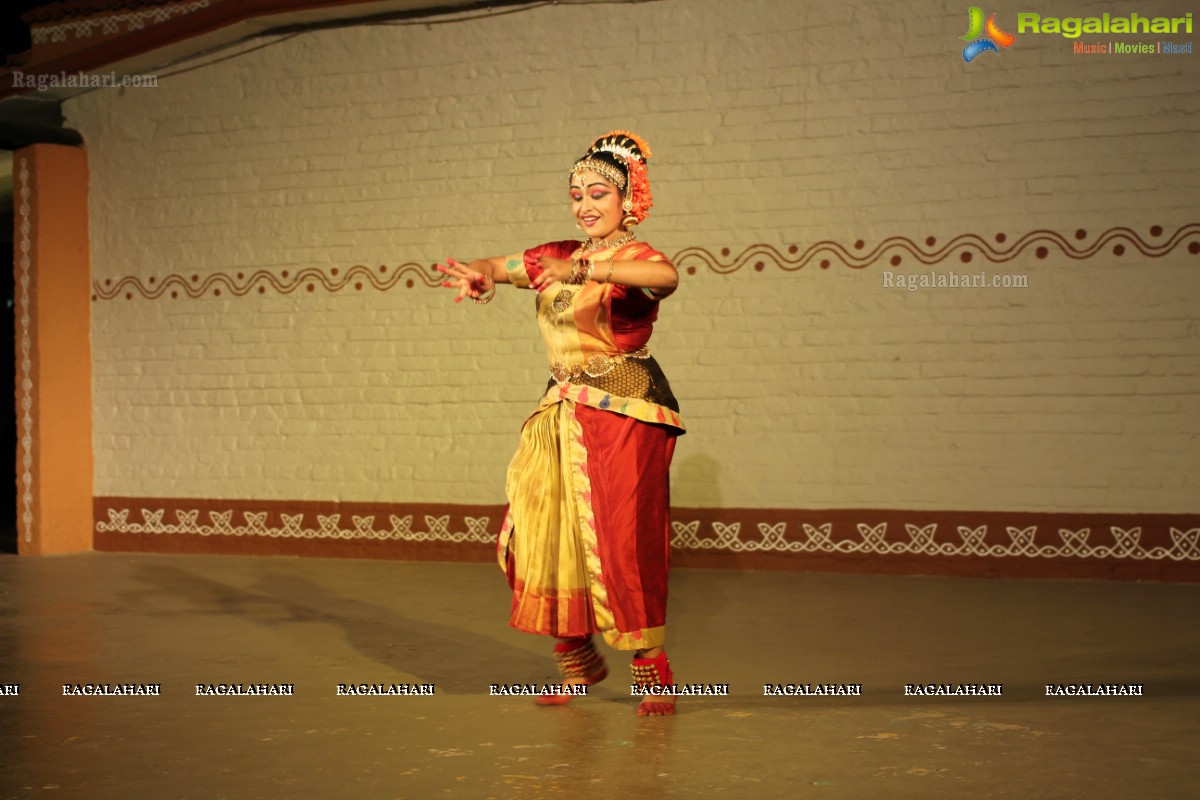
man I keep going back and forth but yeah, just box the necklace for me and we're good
[550,231,637,314]
[550,286,578,314]
[583,230,636,254]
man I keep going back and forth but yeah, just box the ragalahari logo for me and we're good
[961,7,1016,61]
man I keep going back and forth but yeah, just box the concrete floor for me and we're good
[0,552,1197,799]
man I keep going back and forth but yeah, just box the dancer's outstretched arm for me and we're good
[438,253,679,302]
[528,255,678,297]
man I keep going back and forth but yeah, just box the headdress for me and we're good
[569,130,654,226]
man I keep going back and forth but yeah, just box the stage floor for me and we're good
[0,552,1197,799]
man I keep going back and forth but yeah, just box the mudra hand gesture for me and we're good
[436,258,495,303]
[528,253,576,292]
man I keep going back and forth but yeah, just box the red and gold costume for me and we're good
[498,234,683,650]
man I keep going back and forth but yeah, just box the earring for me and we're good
[621,198,636,228]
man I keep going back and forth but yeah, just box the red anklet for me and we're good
[535,637,608,706]
[631,650,676,717]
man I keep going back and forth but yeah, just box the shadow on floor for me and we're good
[120,561,550,693]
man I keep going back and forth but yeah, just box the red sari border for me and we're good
[92,497,1200,582]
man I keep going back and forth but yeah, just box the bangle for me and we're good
[604,258,616,284]
[472,280,496,304]
[568,257,594,285]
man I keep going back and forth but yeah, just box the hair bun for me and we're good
[588,130,653,163]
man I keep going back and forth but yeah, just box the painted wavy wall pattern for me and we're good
[92,262,441,301]
[92,224,1200,301]
[675,223,1200,276]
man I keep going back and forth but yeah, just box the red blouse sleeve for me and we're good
[608,242,673,351]
[522,240,580,284]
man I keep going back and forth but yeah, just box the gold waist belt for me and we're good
[550,346,651,386]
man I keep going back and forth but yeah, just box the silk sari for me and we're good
[498,239,684,650]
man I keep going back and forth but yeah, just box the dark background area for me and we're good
[2,1,43,64]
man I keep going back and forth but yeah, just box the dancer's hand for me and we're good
[530,255,574,292]
[436,258,493,303]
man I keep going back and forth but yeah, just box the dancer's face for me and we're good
[570,170,625,240]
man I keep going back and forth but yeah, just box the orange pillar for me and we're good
[13,143,93,554]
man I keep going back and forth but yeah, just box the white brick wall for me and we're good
[70,0,1200,512]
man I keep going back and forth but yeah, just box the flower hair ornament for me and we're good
[569,130,655,227]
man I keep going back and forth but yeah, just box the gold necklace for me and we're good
[583,231,636,254]
[550,232,637,314]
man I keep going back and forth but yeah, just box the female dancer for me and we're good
[437,131,683,716]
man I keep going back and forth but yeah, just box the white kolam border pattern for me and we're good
[670,520,1200,562]
[96,506,494,544]
[31,0,210,45]
[94,504,1200,562]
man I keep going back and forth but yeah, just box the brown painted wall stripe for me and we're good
[93,497,1200,582]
